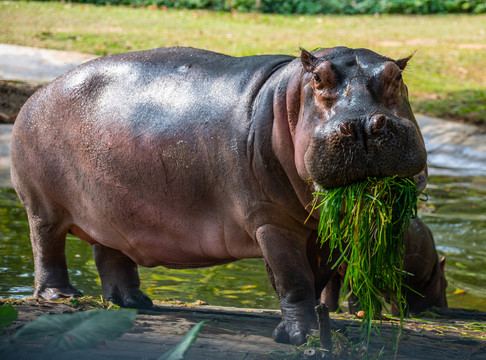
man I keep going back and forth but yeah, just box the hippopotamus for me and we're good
[10,46,427,345]
[322,217,448,315]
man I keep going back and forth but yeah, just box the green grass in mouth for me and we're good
[312,176,420,340]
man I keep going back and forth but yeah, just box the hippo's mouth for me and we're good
[312,165,428,194]
[413,166,428,192]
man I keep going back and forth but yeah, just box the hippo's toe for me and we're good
[290,331,307,346]
[123,291,153,309]
[35,285,83,300]
[272,322,290,344]
[108,288,153,310]
[272,320,317,346]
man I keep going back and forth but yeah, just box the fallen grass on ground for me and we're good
[0,296,121,310]
[1,2,485,125]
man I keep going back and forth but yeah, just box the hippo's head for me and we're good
[292,47,427,190]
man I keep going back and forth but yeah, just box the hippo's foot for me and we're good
[34,285,83,300]
[93,244,152,309]
[106,287,153,310]
[272,320,318,345]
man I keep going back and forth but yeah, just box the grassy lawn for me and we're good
[1,1,485,124]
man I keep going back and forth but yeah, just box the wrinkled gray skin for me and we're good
[322,217,448,315]
[11,46,427,345]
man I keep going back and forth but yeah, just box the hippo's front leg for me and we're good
[257,225,318,345]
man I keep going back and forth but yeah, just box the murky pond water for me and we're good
[1,175,485,311]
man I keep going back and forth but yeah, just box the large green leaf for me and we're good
[14,309,137,351]
[158,320,207,360]
[0,304,18,331]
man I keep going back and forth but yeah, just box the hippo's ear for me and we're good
[300,48,318,72]
[395,51,415,70]
[440,256,446,274]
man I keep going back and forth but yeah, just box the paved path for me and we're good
[0,44,485,187]
[0,44,97,84]
[419,115,486,177]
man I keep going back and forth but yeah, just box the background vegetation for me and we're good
[36,0,486,14]
[1,1,485,124]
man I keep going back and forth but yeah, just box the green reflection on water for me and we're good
[0,188,102,298]
[419,176,486,311]
[0,175,485,311]
[138,259,278,308]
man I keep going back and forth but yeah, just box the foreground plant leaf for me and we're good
[158,320,207,360]
[14,309,137,351]
[0,304,18,331]
[313,176,419,339]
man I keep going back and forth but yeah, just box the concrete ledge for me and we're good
[418,114,486,176]
[0,44,97,84]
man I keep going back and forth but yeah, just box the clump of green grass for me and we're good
[312,176,419,340]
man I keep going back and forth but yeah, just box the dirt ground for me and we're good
[0,81,40,123]
[1,298,485,360]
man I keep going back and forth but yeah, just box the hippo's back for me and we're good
[16,47,292,133]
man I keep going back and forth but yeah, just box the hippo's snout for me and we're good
[305,112,427,188]
[338,113,387,140]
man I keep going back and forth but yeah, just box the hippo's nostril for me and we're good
[372,115,387,133]
[339,122,357,138]
[339,123,350,136]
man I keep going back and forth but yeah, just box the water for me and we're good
[418,176,486,310]
[1,175,485,311]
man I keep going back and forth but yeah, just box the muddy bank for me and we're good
[1,299,485,359]
[0,81,40,124]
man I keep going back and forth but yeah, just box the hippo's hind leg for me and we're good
[26,208,82,300]
[93,245,153,309]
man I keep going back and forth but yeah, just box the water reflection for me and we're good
[139,259,278,308]
[0,176,485,311]
[419,176,486,310]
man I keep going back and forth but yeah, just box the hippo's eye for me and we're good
[313,73,321,83]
